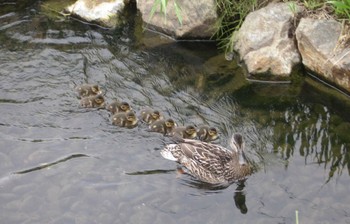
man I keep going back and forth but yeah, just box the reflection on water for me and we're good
[0,0,350,223]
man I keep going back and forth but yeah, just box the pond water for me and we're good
[1,1,350,223]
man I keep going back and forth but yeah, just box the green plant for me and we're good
[213,0,262,53]
[303,0,324,10]
[149,0,182,25]
[328,0,350,19]
[288,1,298,14]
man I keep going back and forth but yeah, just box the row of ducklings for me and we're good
[76,84,219,142]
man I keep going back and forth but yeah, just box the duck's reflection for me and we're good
[180,176,249,214]
[233,180,248,214]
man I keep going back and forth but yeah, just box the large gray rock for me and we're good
[136,0,217,39]
[234,3,301,76]
[296,18,350,92]
[66,0,127,28]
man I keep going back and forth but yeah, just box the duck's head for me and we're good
[165,119,176,128]
[92,85,102,95]
[120,102,131,112]
[185,125,197,136]
[208,127,219,140]
[230,133,247,166]
[151,110,161,120]
[94,95,105,107]
[126,111,137,121]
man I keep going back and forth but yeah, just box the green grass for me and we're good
[149,0,182,25]
[149,0,349,52]
[213,0,264,53]
[327,0,350,19]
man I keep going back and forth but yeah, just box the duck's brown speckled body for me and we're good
[160,133,252,184]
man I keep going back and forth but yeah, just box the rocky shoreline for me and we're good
[60,0,350,94]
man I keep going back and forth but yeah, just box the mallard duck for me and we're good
[149,118,177,135]
[197,126,219,142]
[80,95,106,108]
[107,100,132,114]
[160,133,252,184]
[112,111,138,128]
[139,107,163,124]
[171,125,197,139]
[76,84,102,99]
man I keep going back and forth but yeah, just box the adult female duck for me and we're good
[160,133,252,185]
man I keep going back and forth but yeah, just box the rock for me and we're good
[66,0,127,28]
[296,18,350,93]
[233,3,301,77]
[136,0,217,39]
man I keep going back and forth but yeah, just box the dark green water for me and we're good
[1,1,350,223]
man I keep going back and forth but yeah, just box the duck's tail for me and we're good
[160,144,179,161]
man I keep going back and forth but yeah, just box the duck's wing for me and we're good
[179,140,233,176]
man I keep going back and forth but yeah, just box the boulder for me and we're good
[66,0,127,28]
[136,0,217,39]
[233,3,301,77]
[296,18,350,92]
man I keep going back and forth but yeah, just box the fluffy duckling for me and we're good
[197,126,219,142]
[149,118,177,135]
[107,100,132,114]
[171,125,197,139]
[112,111,138,128]
[76,84,102,99]
[80,95,105,108]
[139,107,163,124]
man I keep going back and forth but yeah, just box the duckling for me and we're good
[149,118,177,135]
[76,84,102,99]
[197,126,219,142]
[107,100,132,114]
[139,107,163,124]
[160,133,252,184]
[171,125,197,139]
[80,94,106,108]
[112,111,138,128]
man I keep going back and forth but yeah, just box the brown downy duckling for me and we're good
[171,125,197,139]
[139,107,163,124]
[76,84,102,99]
[107,100,132,114]
[197,126,219,142]
[149,118,177,135]
[112,111,138,128]
[80,95,105,108]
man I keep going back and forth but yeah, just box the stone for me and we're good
[66,0,127,28]
[296,18,350,92]
[136,0,217,39]
[233,3,301,76]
